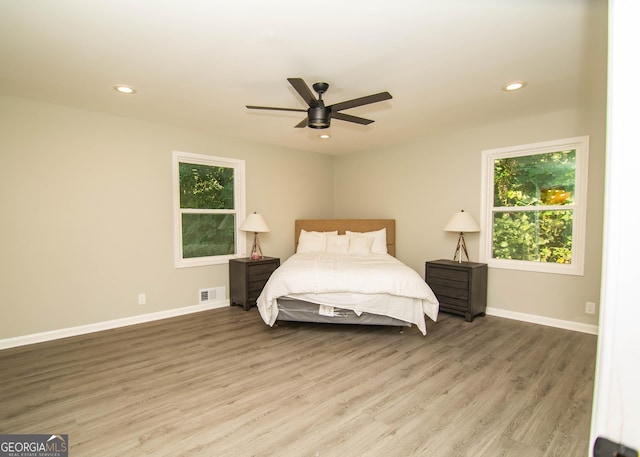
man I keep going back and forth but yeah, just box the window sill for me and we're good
[485,258,584,276]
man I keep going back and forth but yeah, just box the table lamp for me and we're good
[444,210,480,263]
[240,212,270,260]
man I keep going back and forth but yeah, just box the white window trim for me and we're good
[172,150,246,268]
[479,136,589,276]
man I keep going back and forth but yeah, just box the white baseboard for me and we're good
[2,302,598,350]
[486,307,599,335]
[1,300,230,350]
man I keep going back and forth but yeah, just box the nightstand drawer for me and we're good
[430,284,469,301]
[248,272,277,285]
[248,279,269,293]
[438,297,470,310]
[427,267,469,283]
[247,263,279,276]
[428,275,470,292]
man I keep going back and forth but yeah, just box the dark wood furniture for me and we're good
[425,259,487,322]
[229,257,280,311]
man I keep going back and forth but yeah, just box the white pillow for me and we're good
[326,234,350,254]
[346,228,388,254]
[348,235,374,255]
[297,230,337,253]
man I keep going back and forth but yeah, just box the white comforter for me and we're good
[256,252,439,335]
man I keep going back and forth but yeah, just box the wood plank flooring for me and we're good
[0,307,597,457]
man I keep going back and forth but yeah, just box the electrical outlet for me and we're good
[138,293,146,305]
[585,301,596,314]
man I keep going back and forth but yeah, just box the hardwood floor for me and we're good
[0,307,597,457]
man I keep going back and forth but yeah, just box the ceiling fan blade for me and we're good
[332,112,374,125]
[246,105,307,112]
[328,91,392,112]
[287,78,319,108]
[294,118,308,128]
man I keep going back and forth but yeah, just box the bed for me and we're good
[255,219,439,335]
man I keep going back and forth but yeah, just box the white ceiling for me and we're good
[0,0,600,155]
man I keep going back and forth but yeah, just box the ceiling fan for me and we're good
[246,78,392,129]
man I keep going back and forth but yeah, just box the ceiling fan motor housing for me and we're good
[308,105,331,129]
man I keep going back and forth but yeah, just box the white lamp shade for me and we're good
[240,213,270,233]
[444,210,480,233]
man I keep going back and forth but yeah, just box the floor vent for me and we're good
[199,286,225,304]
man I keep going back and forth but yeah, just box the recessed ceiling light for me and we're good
[319,134,331,139]
[113,85,137,94]
[502,81,527,92]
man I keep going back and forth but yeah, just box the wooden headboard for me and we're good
[295,219,396,257]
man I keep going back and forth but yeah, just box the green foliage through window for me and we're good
[179,163,235,210]
[492,210,573,263]
[492,150,576,264]
[182,213,235,258]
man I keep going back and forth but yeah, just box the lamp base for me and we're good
[250,232,263,260]
[452,232,471,263]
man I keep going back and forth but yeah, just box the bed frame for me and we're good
[277,219,409,329]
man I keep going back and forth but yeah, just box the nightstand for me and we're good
[229,257,280,311]
[425,259,487,322]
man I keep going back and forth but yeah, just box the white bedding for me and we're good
[256,252,439,335]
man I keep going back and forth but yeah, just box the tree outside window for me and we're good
[481,137,589,275]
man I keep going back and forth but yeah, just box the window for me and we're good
[173,151,245,268]
[480,136,589,275]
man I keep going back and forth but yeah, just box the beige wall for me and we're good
[0,97,606,339]
[334,106,606,326]
[0,96,334,339]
